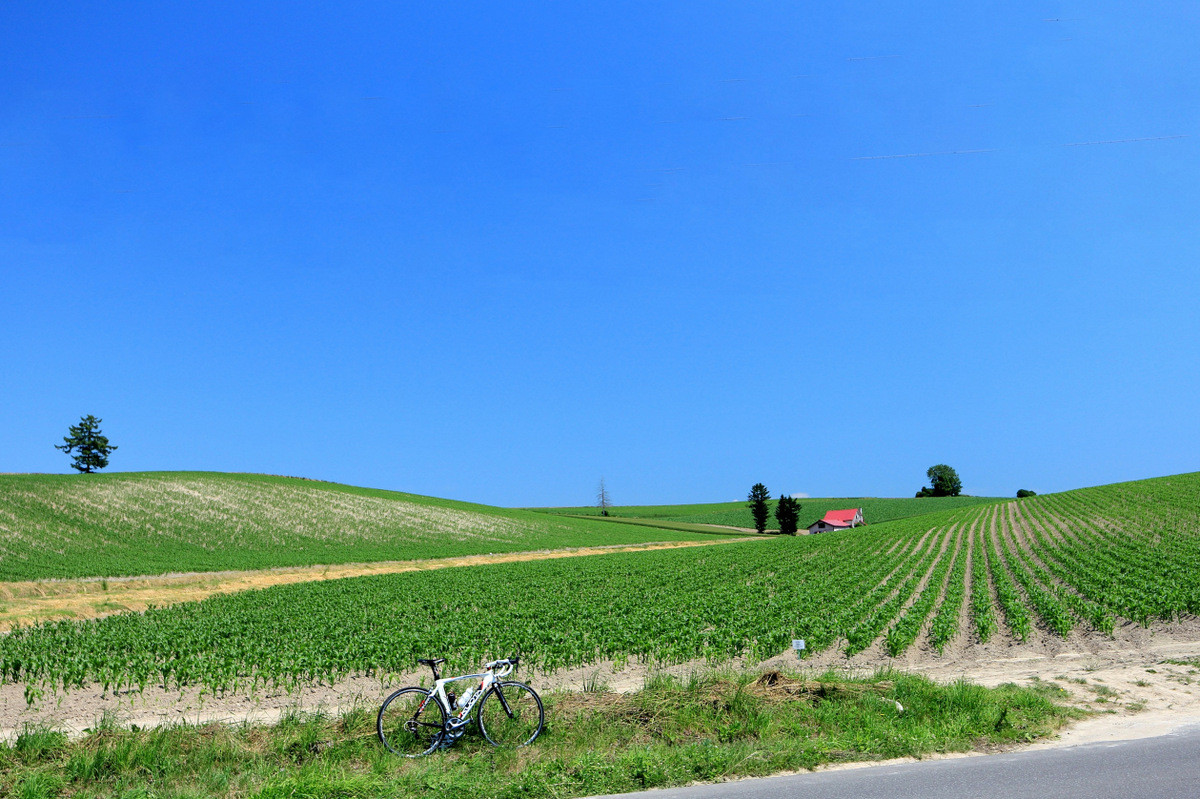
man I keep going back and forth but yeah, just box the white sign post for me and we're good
[792,639,805,661]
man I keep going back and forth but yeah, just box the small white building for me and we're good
[807,508,864,534]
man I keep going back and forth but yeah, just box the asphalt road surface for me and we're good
[591,726,1200,799]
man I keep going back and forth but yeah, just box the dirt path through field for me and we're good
[0,537,761,630]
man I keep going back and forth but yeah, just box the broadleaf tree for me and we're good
[916,464,962,497]
[747,483,771,533]
[55,415,117,473]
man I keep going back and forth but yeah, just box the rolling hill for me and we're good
[4,471,1199,693]
[0,472,745,581]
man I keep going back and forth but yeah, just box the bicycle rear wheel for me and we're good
[477,681,544,748]
[377,687,447,756]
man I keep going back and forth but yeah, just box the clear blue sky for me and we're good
[2,2,1197,506]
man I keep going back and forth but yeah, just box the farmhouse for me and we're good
[807,508,864,534]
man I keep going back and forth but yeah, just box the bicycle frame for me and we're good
[422,661,515,724]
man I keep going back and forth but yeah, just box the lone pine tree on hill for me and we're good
[55,414,117,473]
[747,483,771,533]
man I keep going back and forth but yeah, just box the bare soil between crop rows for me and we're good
[5,617,1200,751]
[0,537,758,631]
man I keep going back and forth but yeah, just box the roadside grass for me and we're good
[1,669,1078,799]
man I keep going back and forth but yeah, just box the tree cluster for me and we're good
[916,464,962,497]
[774,494,801,535]
[746,484,802,535]
[1016,489,1037,498]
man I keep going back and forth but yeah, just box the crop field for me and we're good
[3,472,1198,695]
[530,495,1001,529]
[0,473,742,581]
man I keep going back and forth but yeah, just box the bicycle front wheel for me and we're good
[377,687,447,756]
[477,681,544,748]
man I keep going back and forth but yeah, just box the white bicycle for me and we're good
[377,656,544,756]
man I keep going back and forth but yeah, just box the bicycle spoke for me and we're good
[478,682,544,748]
[377,688,447,757]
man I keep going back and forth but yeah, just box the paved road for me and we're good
[591,726,1200,799]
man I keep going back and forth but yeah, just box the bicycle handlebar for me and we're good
[484,656,520,677]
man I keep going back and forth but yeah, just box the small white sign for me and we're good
[792,639,806,651]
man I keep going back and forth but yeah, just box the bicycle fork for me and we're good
[493,684,516,718]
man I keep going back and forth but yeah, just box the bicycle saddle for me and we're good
[417,658,445,666]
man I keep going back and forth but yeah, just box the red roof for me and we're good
[821,508,860,525]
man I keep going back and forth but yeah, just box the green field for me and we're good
[4,472,1198,694]
[529,495,1001,529]
[0,472,744,581]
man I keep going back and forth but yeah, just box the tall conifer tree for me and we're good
[55,415,117,473]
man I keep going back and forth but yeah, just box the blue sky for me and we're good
[2,2,1198,506]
